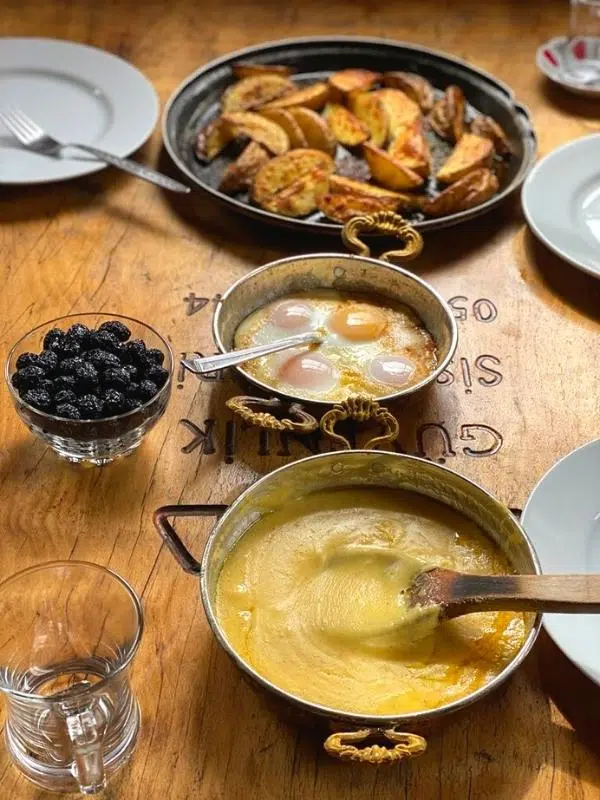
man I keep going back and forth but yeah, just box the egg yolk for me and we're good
[278,352,337,391]
[369,355,415,387]
[328,305,387,342]
[270,300,314,332]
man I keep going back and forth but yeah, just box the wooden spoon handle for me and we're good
[444,573,600,617]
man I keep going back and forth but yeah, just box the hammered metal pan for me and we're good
[163,35,536,234]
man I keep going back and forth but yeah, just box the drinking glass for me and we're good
[570,0,600,38]
[0,562,143,794]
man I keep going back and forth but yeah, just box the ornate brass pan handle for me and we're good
[320,396,399,450]
[324,728,427,764]
[342,210,424,264]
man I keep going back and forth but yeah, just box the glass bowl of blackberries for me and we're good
[6,313,173,464]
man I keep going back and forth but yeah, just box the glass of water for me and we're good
[0,562,143,794]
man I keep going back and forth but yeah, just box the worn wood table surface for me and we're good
[1,0,600,797]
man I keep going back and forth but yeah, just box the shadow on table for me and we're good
[520,228,600,328]
[156,145,519,273]
[538,628,600,761]
[539,76,600,120]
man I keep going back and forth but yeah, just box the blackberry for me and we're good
[123,397,142,412]
[125,382,140,398]
[53,375,77,392]
[122,339,146,364]
[55,403,81,420]
[67,323,89,340]
[101,389,126,415]
[145,348,165,366]
[73,362,99,392]
[37,350,59,375]
[57,357,85,376]
[102,366,131,391]
[16,352,41,370]
[12,366,45,391]
[86,349,121,371]
[56,336,82,358]
[123,364,138,380]
[76,394,104,419]
[144,364,169,388]
[98,320,131,342]
[138,379,158,401]
[38,378,55,395]
[95,330,121,354]
[54,389,77,406]
[22,388,53,412]
[43,328,65,351]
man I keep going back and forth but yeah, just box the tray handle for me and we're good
[342,211,424,263]
[153,504,228,574]
[324,728,426,764]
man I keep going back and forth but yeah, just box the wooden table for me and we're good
[1,0,600,797]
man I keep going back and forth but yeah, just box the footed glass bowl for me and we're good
[6,313,173,465]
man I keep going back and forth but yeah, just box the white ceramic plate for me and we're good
[0,38,159,184]
[522,438,600,686]
[522,133,600,280]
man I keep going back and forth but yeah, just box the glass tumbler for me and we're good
[0,562,143,794]
[570,0,600,37]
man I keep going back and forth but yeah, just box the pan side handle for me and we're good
[153,504,229,574]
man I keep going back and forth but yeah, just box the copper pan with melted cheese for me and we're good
[154,451,542,764]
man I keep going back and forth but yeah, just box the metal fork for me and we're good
[0,107,190,193]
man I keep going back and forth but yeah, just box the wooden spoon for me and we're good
[408,568,600,619]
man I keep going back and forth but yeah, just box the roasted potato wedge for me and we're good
[382,72,435,113]
[259,107,308,148]
[194,117,233,161]
[422,168,499,216]
[252,148,335,210]
[261,82,329,111]
[222,74,295,113]
[328,68,382,102]
[470,114,512,155]
[363,142,424,191]
[289,107,337,156]
[437,133,493,183]
[373,88,421,139]
[429,85,465,143]
[324,103,369,147]
[221,112,290,155]
[232,62,295,79]
[387,119,431,177]
[266,168,330,217]
[327,174,424,212]
[318,192,401,222]
[348,92,388,147]
[219,141,271,194]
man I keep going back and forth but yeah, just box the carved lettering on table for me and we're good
[183,294,210,316]
[436,355,503,393]
[415,423,456,462]
[179,418,216,455]
[178,418,503,464]
[459,424,503,457]
[448,296,498,323]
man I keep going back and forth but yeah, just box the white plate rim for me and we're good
[522,436,600,686]
[0,37,159,184]
[522,132,600,280]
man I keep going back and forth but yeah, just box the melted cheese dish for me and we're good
[233,290,437,402]
[216,487,527,715]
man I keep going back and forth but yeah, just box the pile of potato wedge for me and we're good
[194,62,512,222]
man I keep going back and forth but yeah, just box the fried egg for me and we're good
[233,289,437,402]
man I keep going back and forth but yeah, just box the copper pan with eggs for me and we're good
[213,212,458,414]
